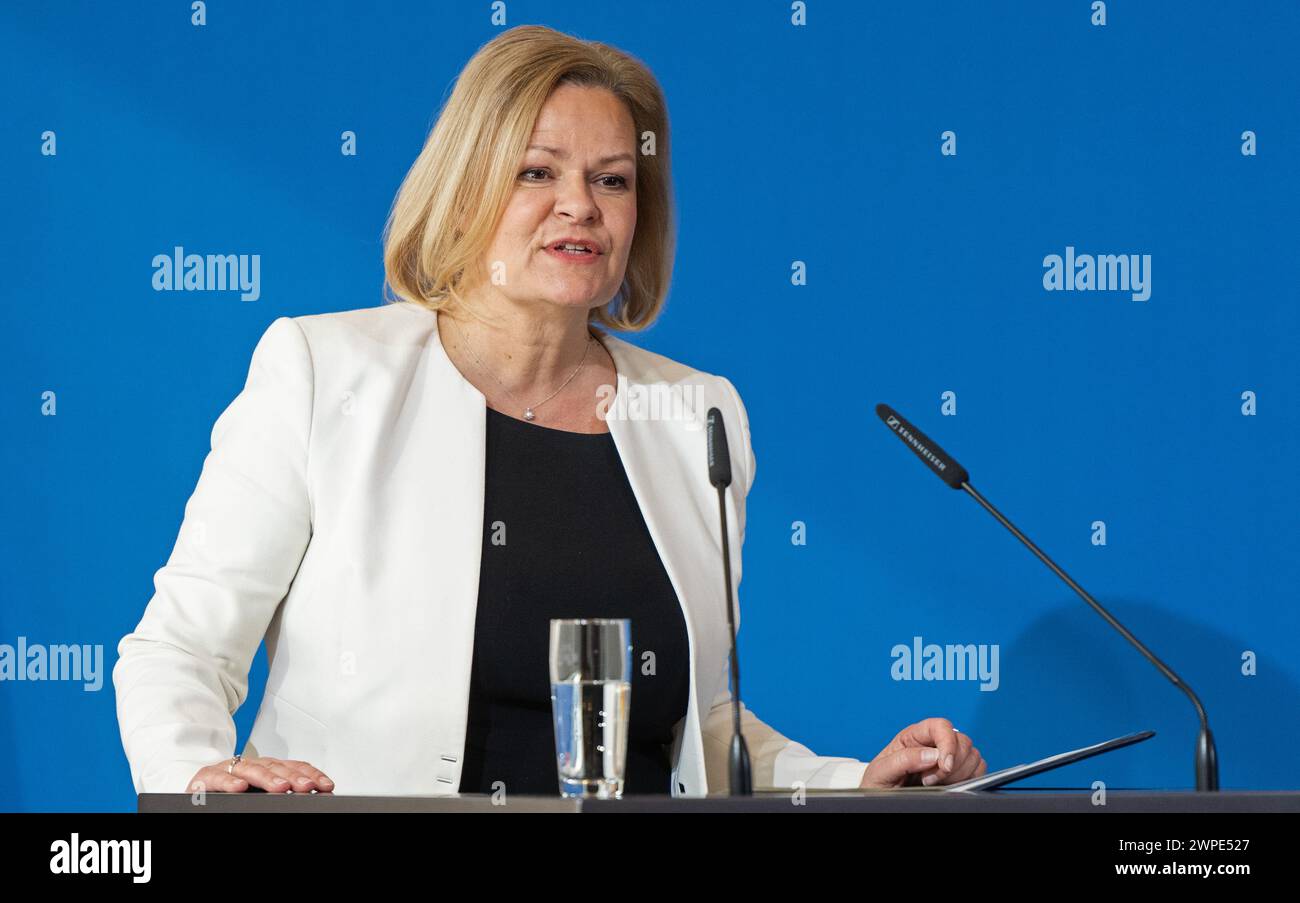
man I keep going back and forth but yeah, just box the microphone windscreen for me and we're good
[706,407,732,488]
[875,403,970,489]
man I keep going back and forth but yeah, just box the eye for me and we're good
[519,168,629,189]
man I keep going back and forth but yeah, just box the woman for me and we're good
[113,25,986,797]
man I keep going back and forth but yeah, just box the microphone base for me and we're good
[1196,725,1220,792]
[729,733,753,796]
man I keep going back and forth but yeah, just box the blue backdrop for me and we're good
[3,1,1297,811]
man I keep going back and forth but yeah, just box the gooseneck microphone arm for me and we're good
[960,483,1214,730]
[875,403,1219,792]
[716,482,748,785]
[706,407,753,795]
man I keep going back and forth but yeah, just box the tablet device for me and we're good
[919,729,1157,792]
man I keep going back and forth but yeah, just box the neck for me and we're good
[438,292,596,399]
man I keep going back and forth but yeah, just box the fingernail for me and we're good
[922,773,940,786]
[320,778,334,789]
[297,777,312,785]
[274,778,288,786]
[944,754,954,772]
[921,748,938,764]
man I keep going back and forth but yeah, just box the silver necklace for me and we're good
[450,315,594,422]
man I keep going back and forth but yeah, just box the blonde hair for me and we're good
[381,25,675,332]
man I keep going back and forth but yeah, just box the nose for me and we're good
[552,172,599,224]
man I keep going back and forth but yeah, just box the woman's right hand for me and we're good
[188,755,335,793]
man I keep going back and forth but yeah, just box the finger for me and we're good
[235,761,293,792]
[286,761,335,792]
[264,760,321,792]
[906,718,960,773]
[949,732,974,774]
[870,746,943,786]
[912,732,972,785]
[942,747,984,784]
[189,767,249,793]
[916,747,982,786]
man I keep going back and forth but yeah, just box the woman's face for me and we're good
[479,84,639,315]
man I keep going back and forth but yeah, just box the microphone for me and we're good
[706,407,752,795]
[875,403,1220,792]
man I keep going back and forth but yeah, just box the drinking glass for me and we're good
[548,618,632,799]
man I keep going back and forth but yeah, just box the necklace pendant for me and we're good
[523,407,536,421]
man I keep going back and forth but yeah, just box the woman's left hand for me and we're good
[859,717,987,789]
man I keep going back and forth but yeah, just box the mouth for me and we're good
[546,238,603,256]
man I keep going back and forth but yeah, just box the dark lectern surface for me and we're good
[138,790,1300,814]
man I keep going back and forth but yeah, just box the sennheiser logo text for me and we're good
[885,416,947,473]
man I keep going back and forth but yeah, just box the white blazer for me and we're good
[112,301,869,796]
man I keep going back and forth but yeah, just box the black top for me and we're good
[458,406,692,795]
